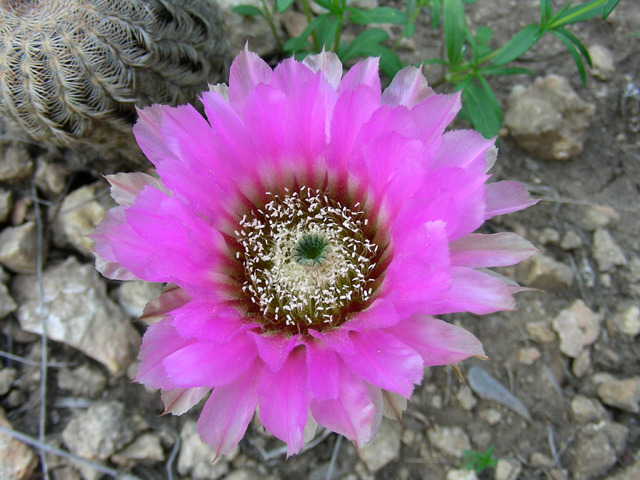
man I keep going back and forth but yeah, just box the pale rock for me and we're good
[358,418,402,472]
[218,0,282,56]
[13,257,140,374]
[0,368,16,395]
[600,422,629,455]
[223,469,262,480]
[447,469,478,480]
[113,281,164,318]
[0,143,34,182]
[0,189,12,222]
[178,420,232,480]
[480,409,502,425]
[517,347,541,365]
[530,452,553,468]
[596,376,640,413]
[571,395,608,423]
[560,230,583,250]
[626,255,640,282]
[538,228,560,245]
[456,387,478,411]
[592,229,626,272]
[57,364,107,398]
[427,425,471,458]
[495,458,522,480]
[607,302,640,336]
[62,401,137,461]
[354,461,374,480]
[550,469,570,480]
[0,222,39,274]
[504,75,595,161]
[588,45,615,81]
[572,424,618,480]
[34,159,69,196]
[552,300,604,358]
[431,394,443,409]
[0,264,9,283]
[0,282,17,318]
[282,10,307,37]
[601,273,612,288]
[0,406,37,480]
[578,205,620,232]
[605,458,640,480]
[51,465,82,480]
[111,433,165,465]
[516,253,573,289]
[347,0,378,9]
[572,348,591,378]
[526,321,557,343]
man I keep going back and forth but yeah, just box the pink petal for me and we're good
[485,181,538,218]
[308,327,355,356]
[310,360,379,447]
[302,50,343,89]
[306,339,340,401]
[163,333,257,388]
[381,390,407,422]
[337,57,380,94]
[91,207,139,281]
[105,172,169,207]
[228,47,272,114]
[139,284,192,325]
[248,332,303,372]
[381,66,434,108]
[257,346,309,456]
[270,57,315,95]
[340,330,423,397]
[411,92,461,145]
[197,359,262,459]
[365,383,384,442]
[428,130,497,173]
[343,298,400,331]
[161,387,210,416]
[386,315,485,366]
[450,233,538,268]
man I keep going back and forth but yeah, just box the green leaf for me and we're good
[422,58,448,65]
[603,0,621,20]
[554,26,592,66]
[352,41,404,78]
[314,0,341,14]
[550,29,587,85]
[553,0,606,26]
[475,25,493,44]
[276,0,295,13]
[341,28,389,61]
[492,23,543,66]
[404,23,416,38]
[443,0,467,66]
[431,1,442,29]
[539,0,553,25]
[347,7,408,25]
[480,66,535,76]
[283,14,330,52]
[461,79,502,139]
[316,15,341,49]
[232,5,264,17]
[406,0,417,17]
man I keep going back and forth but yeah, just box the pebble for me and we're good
[572,348,592,378]
[217,0,281,56]
[468,366,531,421]
[223,469,262,480]
[111,432,165,465]
[0,143,34,182]
[560,230,583,250]
[13,256,141,375]
[456,387,478,411]
[571,395,608,423]
[0,282,17,318]
[537,228,560,245]
[530,452,553,468]
[281,10,307,38]
[0,222,39,274]
[605,458,640,480]
[495,458,522,480]
[550,469,570,480]
[504,75,595,161]
[0,367,16,395]
[178,420,232,480]
[427,425,471,458]
[480,409,502,425]
[626,255,640,282]
[592,229,627,272]
[0,264,9,283]
[552,300,604,358]
[607,302,640,336]
[0,189,12,223]
[579,205,621,232]
[516,253,574,289]
[113,281,164,318]
[57,364,107,398]
[517,347,541,365]
[596,375,640,413]
[446,469,477,480]
[34,159,69,196]
[359,418,402,472]
[526,321,557,344]
[62,401,139,461]
[0,406,38,480]
[572,425,618,480]
[588,45,615,81]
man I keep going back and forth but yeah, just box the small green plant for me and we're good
[462,445,498,474]
[234,0,622,138]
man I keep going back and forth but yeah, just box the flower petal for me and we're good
[485,181,538,218]
[248,332,303,372]
[306,339,340,401]
[161,387,211,416]
[228,47,272,114]
[338,57,380,94]
[428,130,497,173]
[303,50,343,89]
[450,233,538,268]
[381,66,434,108]
[381,390,407,422]
[139,284,192,325]
[106,172,169,207]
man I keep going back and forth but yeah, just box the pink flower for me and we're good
[90,49,537,457]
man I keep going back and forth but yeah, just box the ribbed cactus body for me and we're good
[0,0,229,155]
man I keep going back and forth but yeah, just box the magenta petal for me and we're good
[161,387,210,416]
[381,66,434,108]
[248,332,303,372]
[309,327,355,356]
[197,360,262,458]
[386,315,485,366]
[257,347,309,456]
[306,339,340,401]
[163,333,257,388]
[412,92,461,145]
[139,284,191,325]
[310,360,378,447]
[228,47,272,113]
[485,181,538,218]
[450,233,538,268]
[302,50,343,89]
[340,330,423,397]
[429,130,497,173]
[270,57,316,95]
[344,299,400,331]
[338,57,380,94]
[90,207,140,281]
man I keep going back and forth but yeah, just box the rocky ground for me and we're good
[1,1,640,480]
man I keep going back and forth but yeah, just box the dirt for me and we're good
[1,1,640,480]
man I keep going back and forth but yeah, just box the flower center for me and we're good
[234,186,386,333]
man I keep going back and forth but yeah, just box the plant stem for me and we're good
[261,0,282,49]
[333,14,343,52]
[548,0,607,29]
[299,0,320,51]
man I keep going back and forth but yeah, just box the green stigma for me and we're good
[292,233,330,267]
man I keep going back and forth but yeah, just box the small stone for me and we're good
[223,469,262,480]
[526,321,557,343]
[111,433,165,465]
[9,197,30,225]
[0,143,34,182]
[431,394,443,409]
[427,425,471,458]
[217,0,281,56]
[593,229,626,272]
[572,348,591,378]
[572,427,617,480]
[51,465,82,480]
[560,230,583,250]
[0,283,17,319]
[516,253,573,289]
[57,364,107,398]
[0,189,12,223]
[62,401,138,461]
[517,347,541,365]
[601,273,612,288]
[607,302,640,336]
[281,10,307,37]
[178,420,232,480]
[571,395,608,423]
[359,419,402,472]
[579,206,621,232]
[596,376,640,413]
[113,281,164,318]
[0,222,39,274]
[601,422,629,455]
[456,387,477,411]
[552,300,604,358]
[530,452,553,468]
[538,228,560,245]
[605,458,640,480]
[347,0,378,9]
[0,368,16,395]
[626,256,640,282]
[588,45,615,81]
[495,458,522,480]
[447,469,477,480]
[34,159,69,196]
[0,265,9,284]
[0,406,38,480]
[480,409,502,425]
[550,469,569,480]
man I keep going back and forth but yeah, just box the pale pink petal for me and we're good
[310,360,379,447]
[139,284,192,325]
[208,82,229,101]
[161,387,211,416]
[343,299,400,331]
[381,66,434,108]
[248,332,303,372]
[381,390,407,422]
[257,347,309,456]
[94,253,139,281]
[386,315,485,366]
[90,207,139,281]
[308,327,355,356]
[302,50,343,89]
[411,92,461,145]
[105,172,169,207]
[270,57,315,95]
[228,47,272,113]
[197,359,262,459]
[365,383,383,442]
[428,130,496,173]
[306,339,340,401]
[303,411,318,444]
[450,233,538,268]
[485,181,538,218]
[337,57,380,94]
